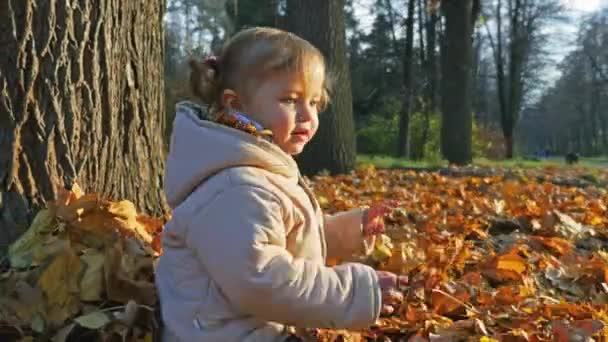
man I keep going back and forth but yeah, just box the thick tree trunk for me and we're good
[0,0,168,251]
[397,0,416,158]
[505,135,514,159]
[440,0,473,165]
[286,0,357,175]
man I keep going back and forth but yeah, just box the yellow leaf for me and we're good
[71,182,84,199]
[480,337,499,342]
[317,195,329,207]
[107,200,138,221]
[37,247,83,325]
[591,215,604,226]
[371,234,393,262]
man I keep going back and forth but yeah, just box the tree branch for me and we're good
[582,47,608,85]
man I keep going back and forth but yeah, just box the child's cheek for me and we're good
[311,119,319,137]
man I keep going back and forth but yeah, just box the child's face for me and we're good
[239,61,325,155]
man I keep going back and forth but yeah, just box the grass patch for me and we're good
[585,156,608,164]
[357,154,446,169]
[474,157,561,169]
[358,154,607,170]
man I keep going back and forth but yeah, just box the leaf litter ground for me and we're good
[1,165,607,341]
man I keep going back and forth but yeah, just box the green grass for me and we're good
[357,154,446,169]
[357,154,608,170]
[474,157,561,168]
[586,156,608,164]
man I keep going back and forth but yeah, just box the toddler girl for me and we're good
[156,27,406,342]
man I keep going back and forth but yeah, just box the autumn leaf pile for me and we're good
[309,165,608,341]
[1,164,608,341]
[0,184,164,341]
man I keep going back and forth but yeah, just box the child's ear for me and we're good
[221,89,242,111]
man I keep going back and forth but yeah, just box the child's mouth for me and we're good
[291,129,310,141]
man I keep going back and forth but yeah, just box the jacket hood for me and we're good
[164,101,299,208]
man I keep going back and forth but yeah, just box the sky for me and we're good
[545,0,607,87]
[565,0,605,12]
[353,0,606,32]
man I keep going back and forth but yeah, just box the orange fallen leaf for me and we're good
[528,236,573,256]
[431,285,471,316]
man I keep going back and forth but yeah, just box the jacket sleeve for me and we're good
[323,209,376,260]
[186,185,381,329]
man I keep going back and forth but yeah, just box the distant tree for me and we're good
[397,0,416,158]
[440,0,477,164]
[485,0,564,158]
[287,0,357,175]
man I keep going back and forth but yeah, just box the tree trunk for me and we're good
[286,0,357,175]
[417,0,426,64]
[440,0,473,165]
[505,134,514,159]
[600,94,608,152]
[416,5,438,160]
[591,73,601,155]
[505,0,525,159]
[0,0,168,252]
[425,8,439,113]
[397,0,416,158]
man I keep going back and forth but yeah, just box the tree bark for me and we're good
[440,0,473,165]
[397,0,416,158]
[0,0,168,251]
[286,0,357,175]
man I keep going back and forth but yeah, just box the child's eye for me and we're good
[310,100,319,107]
[281,98,297,105]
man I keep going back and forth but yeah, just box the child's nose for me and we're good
[297,103,316,122]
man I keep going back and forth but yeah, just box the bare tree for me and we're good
[521,9,608,156]
[485,0,564,158]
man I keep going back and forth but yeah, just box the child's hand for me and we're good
[376,270,408,316]
[362,200,399,237]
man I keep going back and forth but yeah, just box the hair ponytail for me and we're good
[188,57,222,112]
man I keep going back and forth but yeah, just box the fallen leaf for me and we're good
[74,311,112,329]
[37,246,83,325]
[8,209,57,268]
[79,249,106,301]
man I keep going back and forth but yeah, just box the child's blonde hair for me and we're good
[189,27,330,114]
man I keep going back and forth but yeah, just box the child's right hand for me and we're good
[376,271,408,316]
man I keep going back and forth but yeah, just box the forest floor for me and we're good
[310,164,608,341]
[1,163,608,341]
